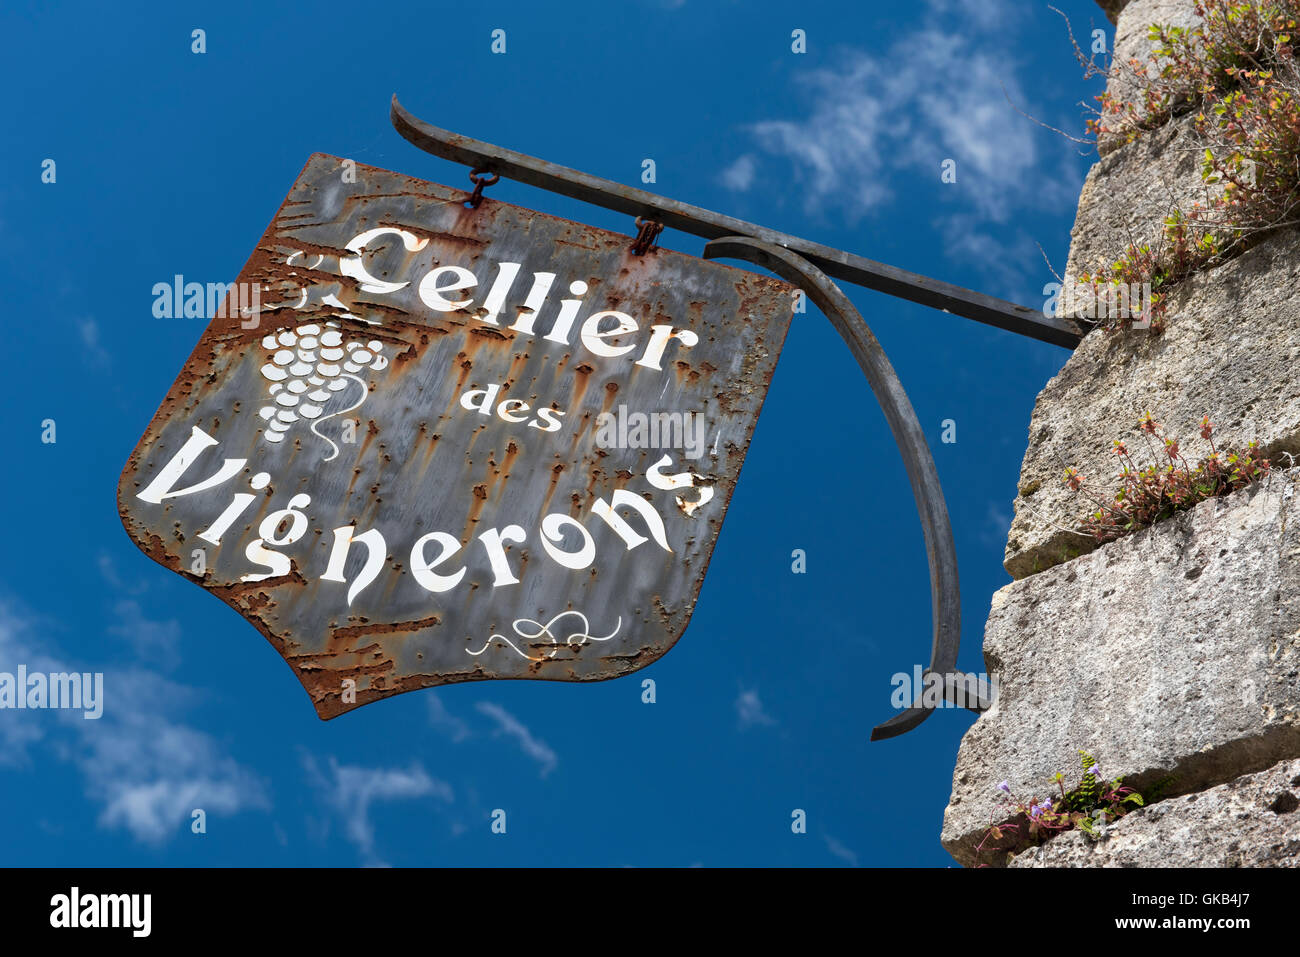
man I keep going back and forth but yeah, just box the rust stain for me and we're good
[460,483,490,545]
[332,614,441,642]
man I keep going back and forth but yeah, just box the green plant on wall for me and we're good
[975,750,1146,866]
[1063,1,1300,332]
[1062,412,1272,542]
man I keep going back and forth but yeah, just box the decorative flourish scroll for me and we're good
[468,611,623,662]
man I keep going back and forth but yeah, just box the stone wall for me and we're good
[942,0,1300,867]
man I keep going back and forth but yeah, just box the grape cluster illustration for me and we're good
[258,320,389,460]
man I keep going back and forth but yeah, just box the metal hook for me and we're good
[630,216,664,256]
[466,167,499,208]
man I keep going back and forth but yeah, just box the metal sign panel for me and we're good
[119,154,794,718]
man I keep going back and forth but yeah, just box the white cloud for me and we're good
[941,215,1054,301]
[305,755,452,865]
[426,692,471,743]
[106,599,182,671]
[0,598,267,844]
[720,154,757,192]
[823,833,860,867]
[97,553,146,596]
[74,665,268,844]
[728,0,1075,234]
[980,500,1014,550]
[475,701,558,777]
[79,317,110,366]
[735,688,776,729]
[0,606,55,763]
[80,704,268,844]
[924,0,1018,36]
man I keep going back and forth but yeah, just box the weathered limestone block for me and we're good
[1098,0,1204,157]
[1008,756,1300,867]
[1008,231,1300,581]
[1061,112,1204,293]
[943,468,1300,867]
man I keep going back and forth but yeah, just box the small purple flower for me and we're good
[1029,801,1046,820]
[997,780,1011,794]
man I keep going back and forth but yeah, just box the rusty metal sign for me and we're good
[118,153,794,719]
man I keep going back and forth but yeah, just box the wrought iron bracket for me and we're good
[391,96,1081,349]
[388,98,1005,739]
[703,236,992,739]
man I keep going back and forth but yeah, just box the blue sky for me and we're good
[1,0,1108,866]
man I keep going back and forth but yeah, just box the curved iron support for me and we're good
[385,97,997,737]
[702,236,987,740]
